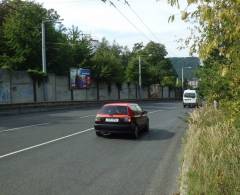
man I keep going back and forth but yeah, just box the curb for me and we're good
[0,99,181,116]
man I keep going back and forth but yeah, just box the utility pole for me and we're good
[41,19,63,102]
[42,21,47,101]
[42,21,46,74]
[182,66,192,92]
[139,55,142,100]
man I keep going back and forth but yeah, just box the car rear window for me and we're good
[184,93,196,98]
[99,106,128,115]
[129,104,142,114]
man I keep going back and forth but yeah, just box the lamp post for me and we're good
[181,66,192,91]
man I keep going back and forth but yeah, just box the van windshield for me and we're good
[184,93,196,98]
[99,106,128,115]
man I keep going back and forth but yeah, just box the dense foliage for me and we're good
[0,0,177,91]
[168,0,240,194]
[0,0,92,75]
[126,41,177,87]
[169,0,240,112]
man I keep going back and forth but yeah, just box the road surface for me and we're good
[0,102,188,195]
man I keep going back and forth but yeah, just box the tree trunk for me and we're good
[71,89,74,101]
[9,72,13,104]
[33,79,37,103]
[168,87,171,99]
[117,86,120,100]
[135,84,138,99]
[96,80,100,101]
[147,86,151,99]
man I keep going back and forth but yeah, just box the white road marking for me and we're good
[148,110,164,114]
[0,123,50,134]
[163,107,177,110]
[0,128,94,160]
[0,107,172,159]
[79,115,95,119]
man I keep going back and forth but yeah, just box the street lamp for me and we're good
[181,66,192,91]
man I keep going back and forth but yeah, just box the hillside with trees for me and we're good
[169,57,200,80]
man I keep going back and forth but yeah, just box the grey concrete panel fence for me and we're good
[0,70,182,105]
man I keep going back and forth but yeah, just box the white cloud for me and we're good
[37,0,191,57]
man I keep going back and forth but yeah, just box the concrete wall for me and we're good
[128,84,136,99]
[55,76,71,101]
[99,83,109,101]
[0,70,180,104]
[142,87,149,99]
[11,71,33,103]
[120,83,129,100]
[0,70,11,104]
[112,84,119,100]
[163,87,169,98]
[47,74,57,101]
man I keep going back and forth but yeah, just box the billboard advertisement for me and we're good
[70,68,91,89]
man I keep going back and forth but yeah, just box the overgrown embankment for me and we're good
[180,106,240,194]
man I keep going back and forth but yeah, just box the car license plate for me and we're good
[105,118,119,123]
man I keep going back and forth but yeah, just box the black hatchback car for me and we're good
[94,103,149,138]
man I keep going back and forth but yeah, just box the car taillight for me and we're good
[123,117,131,123]
[95,116,102,122]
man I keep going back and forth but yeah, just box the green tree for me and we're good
[126,41,177,87]
[126,56,151,86]
[0,0,68,72]
[0,1,93,75]
[90,38,124,100]
[168,0,240,107]
[66,25,93,69]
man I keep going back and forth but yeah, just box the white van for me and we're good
[183,89,198,108]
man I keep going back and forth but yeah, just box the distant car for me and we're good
[94,103,149,138]
[183,89,199,108]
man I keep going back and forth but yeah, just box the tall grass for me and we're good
[180,106,240,194]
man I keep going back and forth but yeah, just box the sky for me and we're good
[36,0,191,57]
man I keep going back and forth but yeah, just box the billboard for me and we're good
[70,68,91,89]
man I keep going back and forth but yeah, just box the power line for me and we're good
[122,0,161,43]
[106,1,152,42]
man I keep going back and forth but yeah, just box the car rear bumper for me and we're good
[183,103,197,107]
[94,123,134,134]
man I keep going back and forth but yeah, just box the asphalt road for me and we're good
[0,102,188,195]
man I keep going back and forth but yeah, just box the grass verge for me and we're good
[179,106,240,194]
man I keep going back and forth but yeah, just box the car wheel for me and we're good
[133,125,140,139]
[183,104,186,108]
[95,131,102,137]
[144,121,149,132]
